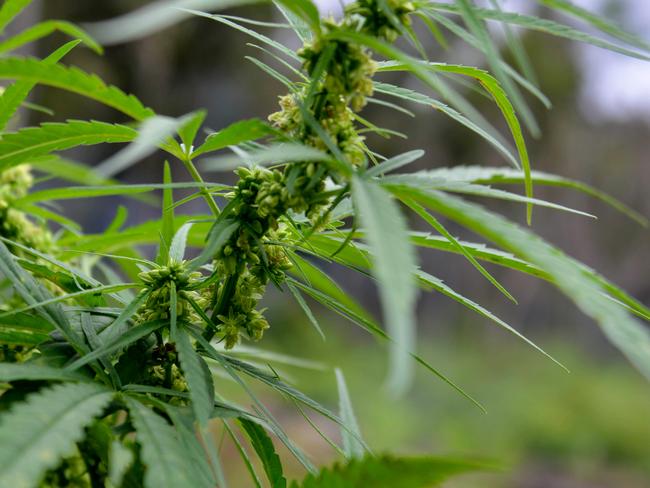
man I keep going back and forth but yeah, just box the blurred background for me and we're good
[6,1,650,486]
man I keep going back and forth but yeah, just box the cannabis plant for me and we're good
[0,0,648,486]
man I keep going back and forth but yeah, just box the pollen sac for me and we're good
[0,165,54,254]
[137,260,207,325]
[345,0,415,43]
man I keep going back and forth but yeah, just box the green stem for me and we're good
[204,273,239,341]
[182,156,221,216]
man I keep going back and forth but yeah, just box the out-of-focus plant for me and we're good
[0,0,648,486]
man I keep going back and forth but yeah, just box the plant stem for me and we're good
[182,156,221,216]
[204,273,239,341]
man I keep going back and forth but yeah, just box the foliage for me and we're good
[0,0,647,486]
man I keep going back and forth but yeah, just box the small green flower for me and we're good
[137,260,207,324]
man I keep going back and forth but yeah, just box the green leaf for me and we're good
[191,118,277,158]
[416,270,565,371]
[335,369,365,459]
[16,182,216,205]
[351,176,418,394]
[0,57,154,120]
[94,114,190,177]
[365,150,424,178]
[538,0,650,51]
[454,0,540,139]
[420,13,552,109]
[125,398,211,488]
[379,61,533,221]
[179,109,207,153]
[288,277,485,412]
[158,161,174,264]
[0,120,137,172]
[189,217,239,271]
[109,440,134,488]
[424,165,648,226]
[190,12,300,63]
[0,311,53,345]
[66,318,166,371]
[402,198,516,303]
[0,363,87,382]
[274,0,320,35]
[176,328,214,425]
[383,173,594,218]
[0,20,102,54]
[0,241,83,349]
[408,231,650,322]
[286,280,326,340]
[239,418,287,488]
[166,407,219,487]
[169,223,194,262]
[0,0,32,33]
[0,40,80,131]
[202,142,334,172]
[413,189,650,381]
[373,81,518,169]
[292,455,491,488]
[425,2,650,60]
[0,383,113,488]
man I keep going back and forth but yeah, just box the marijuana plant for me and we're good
[0,0,648,486]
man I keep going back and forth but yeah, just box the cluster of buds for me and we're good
[0,165,32,207]
[217,167,288,275]
[0,343,32,363]
[215,230,292,348]
[211,0,415,350]
[143,343,189,403]
[136,260,208,324]
[0,165,54,254]
[345,0,416,42]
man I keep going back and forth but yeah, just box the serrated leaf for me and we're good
[413,189,650,381]
[383,173,594,218]
[539,0,650,51]
[0,310,54,343]
[179,109,206,153]
[292,455,491,488]
[425,2,650,60]
[0,383,113,488]
[0,20,101,54]
[109,440,134,488]
[0,40,80,131]
[0,57,154,119]
[373,81,518,168]
[0,120,137,172]
[424,165,648,226]
[351,176,418,394]
[0,363,87,382]
[67,318,166,371]
[0,0,32,33]
[176,328,214,425]
[335,368,365,459]
[239,418,287,488]
[192,118,276,158]
[402,198,516,303]
[166,407,219,487]
[125,398,211,488]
